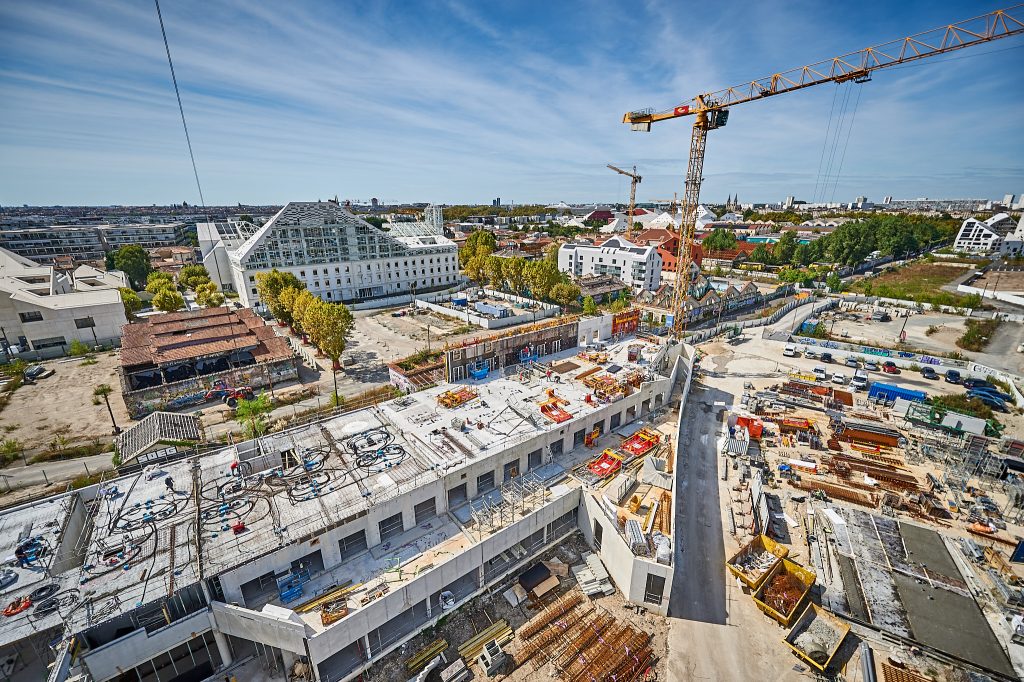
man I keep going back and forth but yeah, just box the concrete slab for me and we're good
[892,572,1015,678]
[898,521,961,582]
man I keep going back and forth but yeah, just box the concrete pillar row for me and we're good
[212,629,233,666]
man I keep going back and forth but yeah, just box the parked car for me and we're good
[969,385,1012,402]
[850,371,869,390]
[967,390,1007,411]
[783,344,798,357]
[391,310,407,317]
[962,378,994,391]
[944,369,962,384]
[804,349,819,360]
[831,372,847,385]
[864,360,880,372]
[882,361,900,374]
[23,364,54,380]
[844,356,860,368]
[920,366,938,380]
[820,352,834,364]
[813,366,828,381]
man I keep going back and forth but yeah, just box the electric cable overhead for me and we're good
[154,0,205,208]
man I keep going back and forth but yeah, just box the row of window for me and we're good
[17,311,96,329]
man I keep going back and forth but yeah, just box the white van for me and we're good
[783,345,797,357]
[831,372,846,385]
[850,370,869,391]
[813,366,828,381]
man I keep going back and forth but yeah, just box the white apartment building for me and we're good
[953,213,1020,253]
[558,236,662,292]
[0,248,128,353]
[201,201,461,308]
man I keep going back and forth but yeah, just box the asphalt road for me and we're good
[0,452,112,489]
[668,384,729,623]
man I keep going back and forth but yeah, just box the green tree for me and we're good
[255,269,305,322]
[0,438,23,468]
[93,384,120,434]
[289,289,317,336]
[549,282,581,308]
[113,245,152,289]
[302,300,354,403]
[104,251,116,270]
[524,261,561,300]
[145,271,175,295]
[178,264,211,290]
[234,392,273,439]
[609,297,627,313]
[277,286,301,328]
[774,231,799,265]
[152,287,185,312]
[793,243,813,266]
[826,272,843,293]
[119,288,143,317]
[460,229,497,267]
[195,281,225,308]
[748,244,774,264]
[464,254,489,284]
[503,258,527,294]
[239,214,254,223]
[582,296,598,316]
[484,255,506,289]
[702,228,737,251]
[544,243,561,265]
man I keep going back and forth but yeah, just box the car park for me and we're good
[864,360,879,371]
[882,361,900,374]
[844,357,859,368]
[945,369,962,384]
[831,372,847,385]
[820,352,833,363]
[920,366,938,380]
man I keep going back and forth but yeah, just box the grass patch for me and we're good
[70,472,106,489]
[396,349,444,371]
[956,318,1001,352]
[931,394,996,422]
[987,375,1013,395]
[446,324,476,336]
[851,262,981,307]
[30,440,110,463]
[80,357,98,366]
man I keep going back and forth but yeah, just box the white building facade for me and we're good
[953,213,1019,253]
[558,236,662,292]
[203,202,461,308]
[0,248,128,354]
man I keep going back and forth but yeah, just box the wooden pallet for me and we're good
[881,662,933,682]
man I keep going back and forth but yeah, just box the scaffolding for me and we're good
[467,472,549,535]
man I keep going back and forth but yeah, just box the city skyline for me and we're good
[1,0,1022,206]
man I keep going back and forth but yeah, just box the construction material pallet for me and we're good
[406,638,448,673]
[457,619,512,662]
[294,580,356,613]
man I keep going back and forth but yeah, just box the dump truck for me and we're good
[753,558,816,627]
[783,604,850,672]
[726,534,789,590]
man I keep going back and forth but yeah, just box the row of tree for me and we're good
[459,231,582,306]
[254,270,354,403]
[738,215,957,269]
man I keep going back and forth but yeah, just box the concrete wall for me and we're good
[81,608,211,682]
[0,293,127,352]
[50,493,92,574]
[211,602,308,655]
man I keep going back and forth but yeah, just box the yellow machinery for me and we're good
[622,6,1024,336]
[437,386,478,409]
[607,164,642,239]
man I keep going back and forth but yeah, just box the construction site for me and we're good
[700,318,1024,682]
[0,314,691,682]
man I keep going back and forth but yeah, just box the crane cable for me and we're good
[819,83,853,204]
[829,85,864,204]
[812,84,841,205]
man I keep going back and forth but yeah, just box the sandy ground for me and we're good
[0,351,130,450]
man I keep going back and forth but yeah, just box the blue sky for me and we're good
[1,0,1022,206]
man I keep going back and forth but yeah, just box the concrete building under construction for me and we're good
[0,317,692,682]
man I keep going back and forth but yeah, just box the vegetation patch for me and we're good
[396,349,444,371]
[31,439,110,463]
[931,394,996,423]
[850,262,981,307]
[956,318,1001,352]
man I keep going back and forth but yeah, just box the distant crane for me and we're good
[623,5,1024,336]
[606,164,642,240]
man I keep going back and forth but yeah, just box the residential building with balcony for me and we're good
[557,236,662,292]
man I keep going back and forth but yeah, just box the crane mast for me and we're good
[607,164,642,240]
[624,4,1024,337]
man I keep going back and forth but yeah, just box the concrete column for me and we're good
[477,565,485,588]
[363,634,372,661]
[212,629,233,666]
[281,649,298,676]
[425,594,432,618]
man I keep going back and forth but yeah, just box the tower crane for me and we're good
[607,164,642,240]
[623,4,1024,336]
